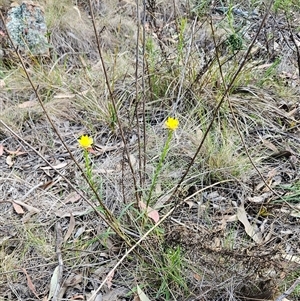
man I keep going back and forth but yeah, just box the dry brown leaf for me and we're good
[5,148,27,156]
[237,203,262,243]
[63,273,83,287]
[101,287,128,301]
[93,142,124,154]
[54,93,75,99]
[21,268,40,300]
[48,266,59,301]
[64,212,76,242]
[70,295,85,300]
[13,200,40,213]
[261,139,279,153]
[41,162,68,170]
[106,270,114,290]
[154,192,172,209]
[247,192,273,204]
[6,155,14,167]
[0,144,3,156]
[12,202,25,214]
[64,192,81,204]
[18,100,38,108]
[55,208,92,218]
[136,284,151,301]
[139,201,160,224]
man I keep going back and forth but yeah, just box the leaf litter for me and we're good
[1,1,300,301]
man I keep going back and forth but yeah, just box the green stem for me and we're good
[146,130,173,206]
[84,148,93,183]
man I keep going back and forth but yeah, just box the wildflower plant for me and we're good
[146,117,179,206]
[78,135,94,183]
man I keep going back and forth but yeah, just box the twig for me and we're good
[209,13,281,199]
[275,277,300,301]
[87,0,140,203]
[52,222,64,301]
[0,119,132,244]
[0,11,127,242]
[87,180,229,301]
[168,0,274,205]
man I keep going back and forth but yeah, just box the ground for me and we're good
[0,0,300,300]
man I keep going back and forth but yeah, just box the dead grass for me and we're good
[1,0,300,300]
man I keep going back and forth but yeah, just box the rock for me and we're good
[6,1,49,55]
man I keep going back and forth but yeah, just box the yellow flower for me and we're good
[165,117,179,130]
[78,135,93,149]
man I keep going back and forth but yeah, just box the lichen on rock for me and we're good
[6,1,49,55]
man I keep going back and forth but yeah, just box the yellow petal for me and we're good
[78,135,93,148]
[165,117,179,130]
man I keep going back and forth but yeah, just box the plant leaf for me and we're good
[237,203,262,243]
[48,266,59,300]
[21,268,40,299]
[136,284,151,301]
[106,270,114,289]
[12,202,25,214]
[139,201,159,223]
[64,212,76,242]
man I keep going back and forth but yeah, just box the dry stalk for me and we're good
[87,0,140,204]
[87,179,226,301]
[164,0,275,208]
[0,11,132,246]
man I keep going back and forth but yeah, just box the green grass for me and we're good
[1,0,300,300]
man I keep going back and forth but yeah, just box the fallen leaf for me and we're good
[48,266,59,301]
[6,155,14,167]
[139,201,160,223]
[64,212,76,242]
[74,226,86,239]
[100,287,128,301]
[18,100,38,108]
[63,273,83,287]
[64,192,81,204]
[12,202,25,214]
[282,254,300,264]
[247,192,273,203]
[154,192,173,209]
[21,268,40,299]
[70,295,85,300]
[237,203,262,243]
[0,144,3,156]
[55,208,93,218]
[5,147,27,156]
[129,154,137,167]
[261,139,278,152]
[290,210,300,218]
[13,199,40,214]
[106,270,114,290]
[54,93,75,99]
[41,162,68,170]
[136,284,151,301]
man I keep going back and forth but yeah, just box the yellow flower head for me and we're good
[78,135,93,149]
[165,117,179,130]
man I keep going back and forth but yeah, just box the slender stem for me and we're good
[84,149,92,183]
[147,130,173,205]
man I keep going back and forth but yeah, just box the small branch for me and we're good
[275,277,300,301]
[87,0,140,203]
